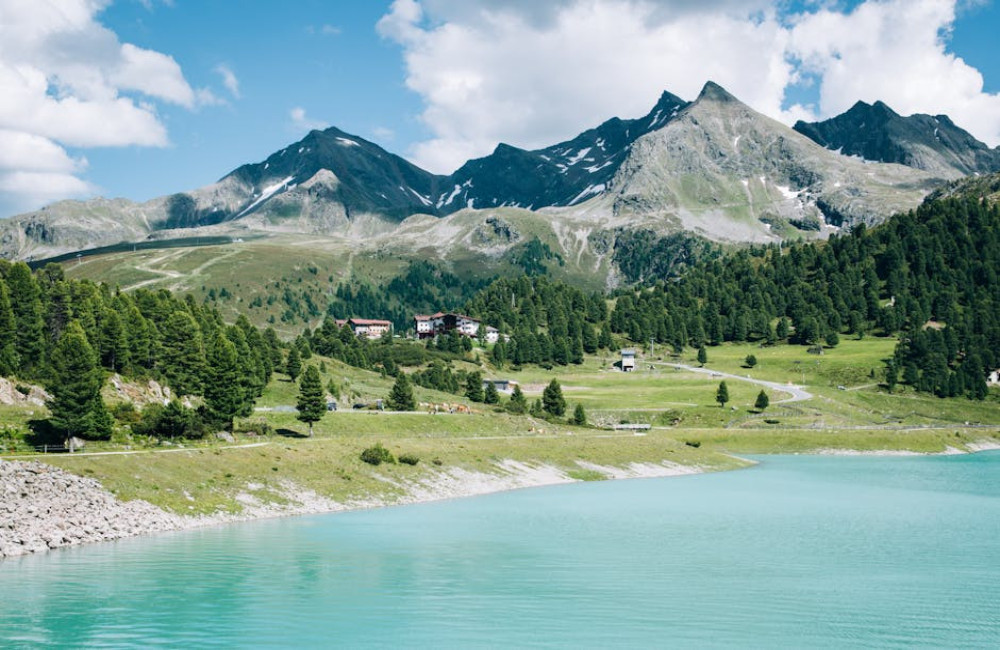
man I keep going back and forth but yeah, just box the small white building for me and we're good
[335,318,392,340]
[621,348,636,372]
[989,369,1000,385]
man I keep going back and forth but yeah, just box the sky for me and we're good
[1,0,999,218]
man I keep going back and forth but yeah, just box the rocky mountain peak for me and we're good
[695,81,740,104]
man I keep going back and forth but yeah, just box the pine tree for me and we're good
[745,354,757,368]
[697,345,708,366]
[716,381,729,408]
[465,371,484,402]
[754,389,769,412]
[508,384,527,414]
[6,262,46,375]
[0,278,18,376]
[286,346,302,381]
[99,308,130,372]
[529,398,543,417]
[46,321,109,441]
[387,372,416,411]
[203,333,241,431]
[597,326,613,350]
[491,340,507,368]
[160,311,205,396]
[776,317,790,340]
[296,365,326,436]
[484,381,500,404]
[571,403,587,426]
[542,378,566,416]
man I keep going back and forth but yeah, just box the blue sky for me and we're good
[1,0,999,218]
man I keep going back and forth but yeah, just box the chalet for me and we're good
[484,326,503,345]
[414,312,481,339]
[335,318,392,340]
[621,348,636,372]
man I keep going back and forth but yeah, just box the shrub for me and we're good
[398,453,420,466]
[684,440,701,448]
[360,443,396,466]
[237,418,274,437]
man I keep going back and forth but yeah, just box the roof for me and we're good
[621,348,637,355]
[349,318,391,326]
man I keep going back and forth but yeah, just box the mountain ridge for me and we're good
[0,81,949,262]
[793,100,1000,178]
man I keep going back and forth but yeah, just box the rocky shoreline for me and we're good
[0,457,709,561]
[1,460,182,559]
[8,442,998,561]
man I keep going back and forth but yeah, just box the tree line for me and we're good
[604,196,999,399]
[0,261,281,441]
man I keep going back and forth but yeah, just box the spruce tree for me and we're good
[387,372,416,411]
[542,378,566,416]
[484,381,500,404]
[529,398,543,417]
[0,278,17,376]
[755,389,769,412]
[296,365,326,436]
[6,262,46,375]
[745,354,757,368]
[465,371,484,402]
[203,333,241,431]
[697,345,708,366]
[286,346,302,381]
[47,321,109,441]
[160,310,205,396]
[508,384,527,414]
[571,403,587,426]
[716,381,729,408]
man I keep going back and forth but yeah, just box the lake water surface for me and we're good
[3,452,1000,648]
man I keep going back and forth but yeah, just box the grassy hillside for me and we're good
[4,338,998,517]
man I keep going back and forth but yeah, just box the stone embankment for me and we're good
[1,459,180,560]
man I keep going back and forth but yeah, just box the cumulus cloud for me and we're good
[788,0,1000,146]
[290,107,329,132]
[0,0,204,216]
[379,0,1000,174]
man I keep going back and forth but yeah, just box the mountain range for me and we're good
[0,81,978,263]
[794,100,1000,178]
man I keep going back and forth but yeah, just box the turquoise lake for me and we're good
[3,452,1000,648]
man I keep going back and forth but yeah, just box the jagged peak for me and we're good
[654,90,687,109]
[695,81,739,104]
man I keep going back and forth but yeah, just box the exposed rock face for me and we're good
[0,460,180,560]
[609,82,942,236]
[795,100,1000,179]
[0,83,953,262]
[0,378,49,406]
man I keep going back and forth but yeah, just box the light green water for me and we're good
[3,452,1000,648]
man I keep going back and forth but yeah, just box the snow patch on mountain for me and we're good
[237,176,295,217]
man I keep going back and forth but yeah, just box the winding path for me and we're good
[655,362,814,403]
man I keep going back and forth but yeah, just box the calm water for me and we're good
[3,453,1000,648]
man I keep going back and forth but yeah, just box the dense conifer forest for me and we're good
[0,260,279,439]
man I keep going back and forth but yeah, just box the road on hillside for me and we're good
[653,362,813,403]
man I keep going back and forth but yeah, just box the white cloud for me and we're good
[290,107,329,132]
[0,0,204,216]
[788,0,1000,146]
[379,0,1000,174]
[215,63,241,99]
[371,126,396,142]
